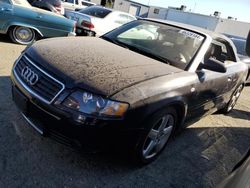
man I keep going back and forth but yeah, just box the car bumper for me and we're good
[68,32,76,37]
[11,73,143,151]
[75,27,95,36]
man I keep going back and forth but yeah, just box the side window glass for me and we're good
[214,39,236,62]
[205,39,236,64]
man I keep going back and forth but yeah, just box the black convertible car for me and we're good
[11,19,249,164]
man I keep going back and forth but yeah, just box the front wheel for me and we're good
[9,26,36,45]
[133,107,177,164]
[221,84,244,114]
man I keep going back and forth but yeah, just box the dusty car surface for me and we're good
[11,19,248,164]
[65,5,136,36]
[0,0,75,45]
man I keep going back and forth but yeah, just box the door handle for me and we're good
[227,76,232,82]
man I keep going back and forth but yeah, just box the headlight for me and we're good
[62,91,129,118]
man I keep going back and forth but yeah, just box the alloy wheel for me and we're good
[142,114,174,159]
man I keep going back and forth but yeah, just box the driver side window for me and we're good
[204,39,236,65]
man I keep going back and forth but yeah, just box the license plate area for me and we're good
[12,86,28,114]
[12,86,44,135]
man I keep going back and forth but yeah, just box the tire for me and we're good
[220,84,244,114]
[9,26,36,45]
[132,107,177,164]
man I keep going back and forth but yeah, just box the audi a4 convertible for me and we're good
[11,19,249,164]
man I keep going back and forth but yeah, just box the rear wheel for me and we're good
[221,84,244,113]
[133,107,177,164]
[9,26,36,45]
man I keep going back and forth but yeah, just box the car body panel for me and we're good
[10,19,249,153]
[0,0,75,37]
[217,150,250,188]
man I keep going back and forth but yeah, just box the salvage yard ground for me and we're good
[0,34,250,188]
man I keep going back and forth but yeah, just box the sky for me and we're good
[133,0,250,23]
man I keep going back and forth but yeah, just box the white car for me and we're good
[62,0,96,11]
[65,6,136,36]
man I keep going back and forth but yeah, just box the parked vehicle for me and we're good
[11,19,248,164]
[28,0,65,15]
[217,149,250,188]
[0,0,75,45]
[62,0,96,11]
[65,5,136,36]
[227,36,250,83]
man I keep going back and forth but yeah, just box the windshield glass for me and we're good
[79,6,112,18]
[12,0,31,7]
[103,20,205,70]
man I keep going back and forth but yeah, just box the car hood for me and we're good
[26,37,182,96]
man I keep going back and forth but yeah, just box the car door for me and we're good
[186,39,236,121]
[0,0,13,32]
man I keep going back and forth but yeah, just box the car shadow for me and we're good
[0,34,12,44]
[0,75,250,188]
[226,109,250,121]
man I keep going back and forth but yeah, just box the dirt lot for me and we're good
[0,34,250,188]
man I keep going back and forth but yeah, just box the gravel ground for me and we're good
[0,35,250,188]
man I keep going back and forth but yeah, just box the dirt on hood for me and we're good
[26,37,181,96]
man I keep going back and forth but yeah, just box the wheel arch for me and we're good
[7,23,43,38]
[142,98,188,130]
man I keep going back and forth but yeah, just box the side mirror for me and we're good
[246,31,250,56]
[199,58,227,73]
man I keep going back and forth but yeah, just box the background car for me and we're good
[0,0,75,45]
[225,34,250,83]
[62,0,96,11]
[217,149,250,188]
[28,0,65,15]
[11,19,248,164]
[65,5,136,36]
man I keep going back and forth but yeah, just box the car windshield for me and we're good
[12,0,31,7]
[79,6,112,18]
[231,38,247,56]
[102,20,205,70]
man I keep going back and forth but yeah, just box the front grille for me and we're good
[14,55,65,104]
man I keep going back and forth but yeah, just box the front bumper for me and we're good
[11,72,143,151]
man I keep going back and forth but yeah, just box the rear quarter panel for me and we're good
[4,5,74,37]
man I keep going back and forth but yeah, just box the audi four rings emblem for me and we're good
[21,66,39,85]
